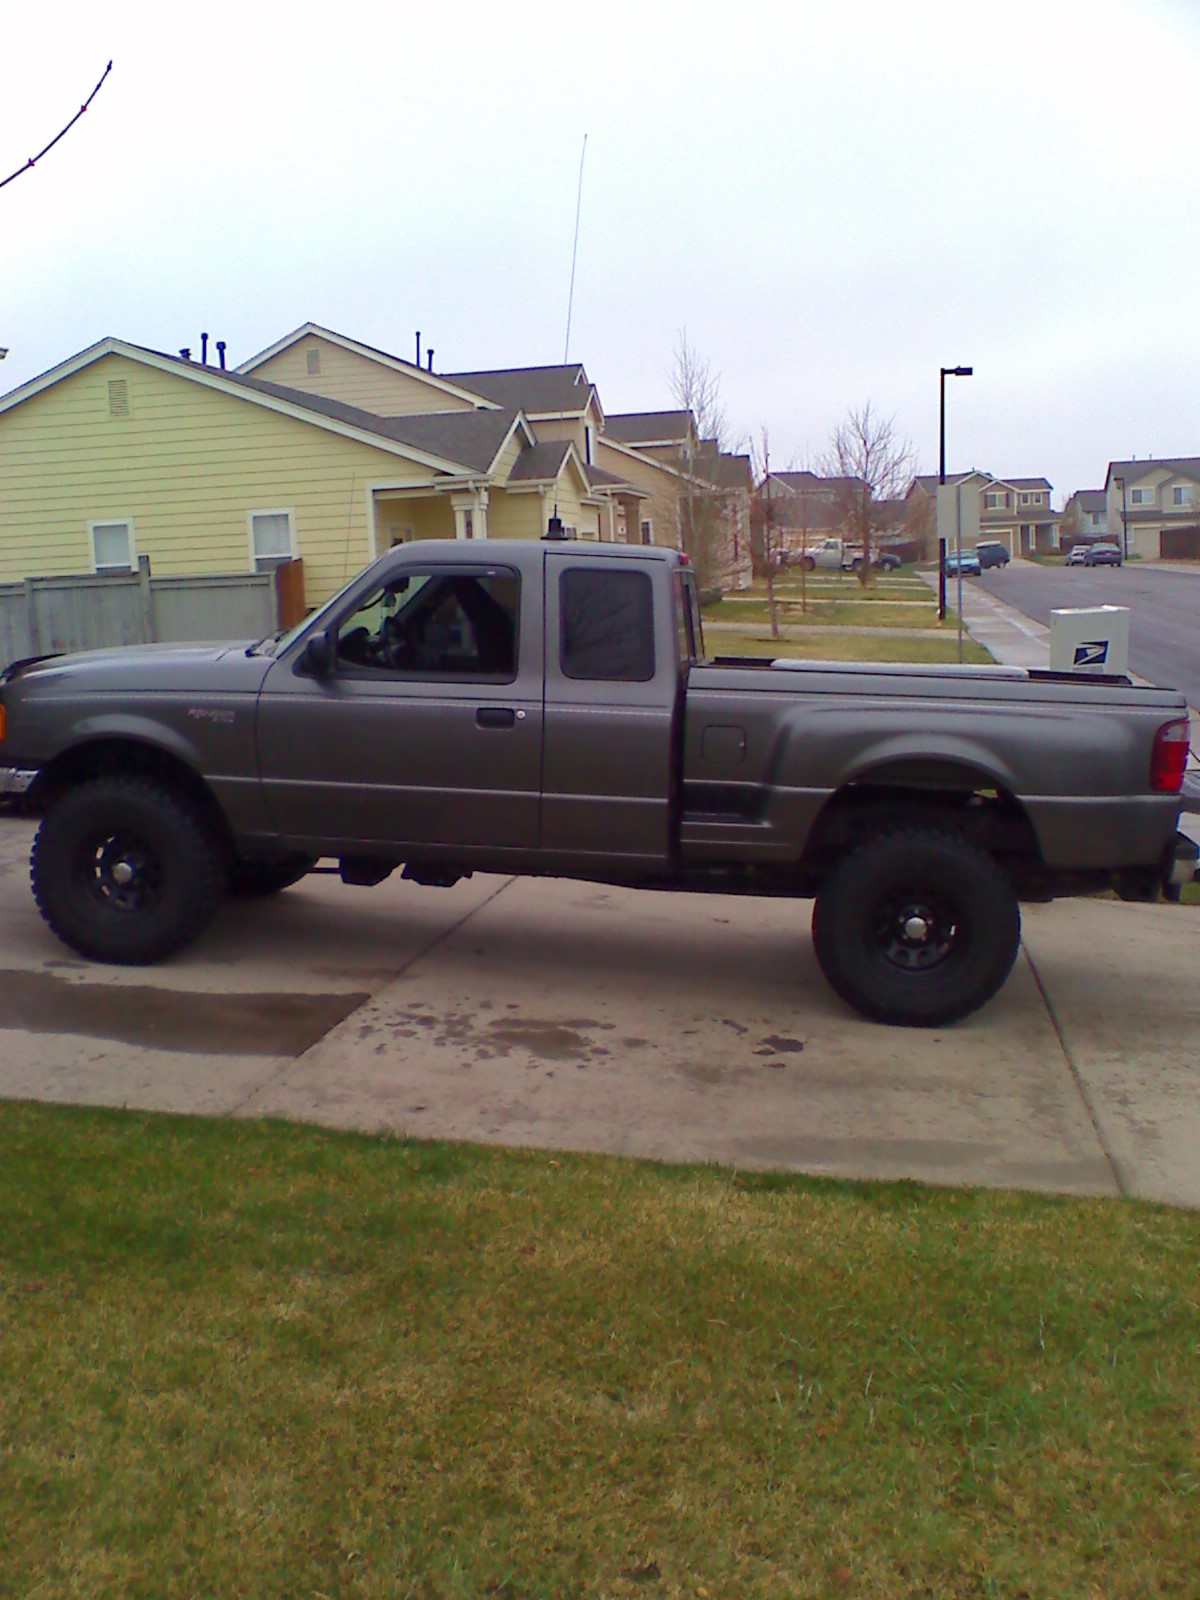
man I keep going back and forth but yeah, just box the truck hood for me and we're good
[2,640,273,696]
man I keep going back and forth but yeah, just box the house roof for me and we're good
[0,338,526,478]
[605,410,694,445]
[909,471,993,496]
[189,365,525,474]
[1105,457,1200,489]
[507,440,574,482]
[1066,489,1107,512]
[236,322,492,409]
[583,461,646,496]
[445,363,597,416]
[1006,477,1053,492]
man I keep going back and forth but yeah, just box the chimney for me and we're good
[415,331,421,367]
[200,332,209,365]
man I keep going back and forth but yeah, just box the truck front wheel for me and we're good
[31,776,225,964]
[812,829,1021,1026]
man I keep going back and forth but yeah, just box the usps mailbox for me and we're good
[1049,605,1130,675]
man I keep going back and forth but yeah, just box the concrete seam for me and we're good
[1021,940,1128,1198]
[229,874,519,1117]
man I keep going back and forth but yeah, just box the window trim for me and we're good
[247,507,296,571]
[89,517,137,573]
[328,563,521,685]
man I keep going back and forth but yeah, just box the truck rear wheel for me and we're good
[31,776,225,964]
[812,828,1021,1026]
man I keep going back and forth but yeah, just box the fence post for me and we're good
[137,554,156,642]
[23,578,41,655]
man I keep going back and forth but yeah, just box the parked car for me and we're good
[975,541,1011,569]
[1084,543,1123,567]
[1066,544,1091,566]
[873,550,902,572]
[945,549,981,577]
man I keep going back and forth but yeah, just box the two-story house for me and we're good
[906,471,1058,556]
[1104,458,1200,560]
[1060,489,1109,546]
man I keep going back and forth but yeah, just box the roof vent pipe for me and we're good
[179,348,191,361]
[415,331,421,367]
[427,348,434,371]
[215,340,227,370]
[200,332,209,365]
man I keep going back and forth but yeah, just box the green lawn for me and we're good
[703,625,993,666]
[2,1103,1198,1599]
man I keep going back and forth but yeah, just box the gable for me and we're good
[243,333,481,417]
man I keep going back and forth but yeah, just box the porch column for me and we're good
[450,488,489,540]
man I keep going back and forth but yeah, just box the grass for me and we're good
[703,625,994,666]
[707,599,943,630]
[2,1101,1199,1599]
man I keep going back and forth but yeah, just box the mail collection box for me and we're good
[1049,605,1130,674]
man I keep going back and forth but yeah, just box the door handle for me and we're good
[476,706,516,729]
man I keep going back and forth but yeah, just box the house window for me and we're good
[984,491,1010,509]
[305,347,321,376]
[640,518,653,545]
[107,379,130,417]
[1172,486,1192,506]
[1091,511,1104,526]
[584,423,594,465]
[250,510,295,571]
[1130,487,1153,505]
[91,519,135,571]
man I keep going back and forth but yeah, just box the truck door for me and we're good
[540,554,680,868]
[256,560,543,852]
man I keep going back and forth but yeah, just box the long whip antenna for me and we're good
[563,134,588,364]
[1,60,114,193]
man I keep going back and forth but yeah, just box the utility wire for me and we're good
[0,60,113,193]
[562,134,587,364]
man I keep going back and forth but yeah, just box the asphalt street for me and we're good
[980,561,1200,707]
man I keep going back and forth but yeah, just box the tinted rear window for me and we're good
[560,568,655,682]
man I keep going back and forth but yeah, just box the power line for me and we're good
[1,60,114,194]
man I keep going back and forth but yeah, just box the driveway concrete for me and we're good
[3,815,1199,1207]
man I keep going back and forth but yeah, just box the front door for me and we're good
[256,560,542,853]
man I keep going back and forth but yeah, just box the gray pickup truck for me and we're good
[1,537,1194,1026]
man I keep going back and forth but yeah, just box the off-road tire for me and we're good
[812,827,1021,1027]
[228,855,317,897]
[31,776,225,964]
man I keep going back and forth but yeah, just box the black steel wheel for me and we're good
[812,828,1021,1026]
[31,776,225,964]
[228,855,317,897]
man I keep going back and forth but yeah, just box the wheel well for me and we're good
[34,739,235,858]
[805,777,1043,875]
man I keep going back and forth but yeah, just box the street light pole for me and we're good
[938,365,973,631]
[1114,475,1128,560]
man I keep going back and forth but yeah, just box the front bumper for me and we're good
[0,765,38,797]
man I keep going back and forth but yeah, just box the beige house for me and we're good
[907,471,1058,556]
[1104,458,1200,560]
[0,321,753,612]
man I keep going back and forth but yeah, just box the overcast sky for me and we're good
[3,0,1198,504]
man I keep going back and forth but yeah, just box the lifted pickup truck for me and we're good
[1,537,1194,1026]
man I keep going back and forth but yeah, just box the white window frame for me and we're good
[89,517,137,573]
[1130,486,1153,506]
[247,508,296,571]
[1171,485,1192,506]
[640,517,654,545]
[984,491,1010,509]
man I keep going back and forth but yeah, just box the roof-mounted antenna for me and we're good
[562,133,588,365]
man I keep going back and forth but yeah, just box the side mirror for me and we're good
[303,630,335,678]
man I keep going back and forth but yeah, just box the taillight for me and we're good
[1150,718,1190,793]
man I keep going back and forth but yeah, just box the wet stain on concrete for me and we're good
[0,969,370,1057]
[485,1019,590,1061]
[755,1035,805,1057]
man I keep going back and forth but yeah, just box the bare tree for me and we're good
[668,331,730,592]
[749,429,782,640]
[819,402,918,586]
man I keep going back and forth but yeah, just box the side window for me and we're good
[560,568,655,682]
[335,569,519,678]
